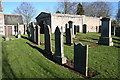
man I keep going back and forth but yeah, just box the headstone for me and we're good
[27,24,30,39]
[74,25,77,35]
[33,24,36,43]
[83,24,87,33]
[66,23,73,45]
[76,25,80,33]
[15,26,17,36]
[111,26,115,35]
[44,24,52,54]
[53,26,67,64]
[99,25,101,33]
[36,25,40,45]
[24,24,27,35]
[5,26,9,41]
[74,43,88,76]
[17,23,21,38]
[68,21,75,38]
[31,22,34,42]
[96,26,98,32]
[98,17,113,46]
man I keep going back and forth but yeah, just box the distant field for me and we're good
[2,32,120,79]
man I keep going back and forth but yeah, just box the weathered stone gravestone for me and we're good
[111,26,115,35]
[36,25,40,45]
[74,43,88,76]
[44,24,52,54]
[5,26,9,41]
[68,21,75,38]
[83,24,87,33]
[33,24,36,43]
[66,23,73,45]
[53,26,67,64]
[98,17,113,46]
[17,23,21,39]
[27,24,31,39]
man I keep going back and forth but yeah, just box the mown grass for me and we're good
[2,32,120,79]
[2,35,80,78]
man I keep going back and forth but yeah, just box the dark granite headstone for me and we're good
[83,24,87,33]
[53,26,67,64]
[98,17,113,46]
[44,24,52,54]
[74,43,88,76]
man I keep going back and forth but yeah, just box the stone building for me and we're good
[0,0,25,35]
[4,14,24,35]
[36,12,101,33]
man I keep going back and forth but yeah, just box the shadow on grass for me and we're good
[26,42,53,61]
[113,38,120,41]
[26,42,100,78]
[2,51,17,78]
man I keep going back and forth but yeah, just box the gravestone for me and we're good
[66,23,73,45]
[53,26,67,64]
[36,25,40,45]
[111,26,115,35]
[76,25,80,33]
[31,22,34,42]
[74,43,88,76]
[96,26,98,32]
[99,25,101,33]
[27,24,30,39]
[44,24,52,54]
[74,25,77,35]
[68,21,75,38]
[24,24,27,35]
[98,17,113,46]
[17,23,21,38]
[83,24,87,33]
[5,26,9,41]
[33,24,36,43]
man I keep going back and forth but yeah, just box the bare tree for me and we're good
[57,0,77,14]
[83,2,113,17]
[14,2,37,27]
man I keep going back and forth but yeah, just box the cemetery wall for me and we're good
[84,16,101,32]
[51,13,83,33]
[36,12,101,33]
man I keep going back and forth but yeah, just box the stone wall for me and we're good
[51,13,83,33]
[84,16,101,32]
[0,12,4,35]
[36,12,101,33]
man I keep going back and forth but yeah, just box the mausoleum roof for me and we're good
[4,14,24,25]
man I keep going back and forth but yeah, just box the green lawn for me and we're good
[2,32,120,79]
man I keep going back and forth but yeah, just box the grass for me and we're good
[2,35,80,78]
[2,32,120,79]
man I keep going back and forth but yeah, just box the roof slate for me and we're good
[4,14,24,25]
